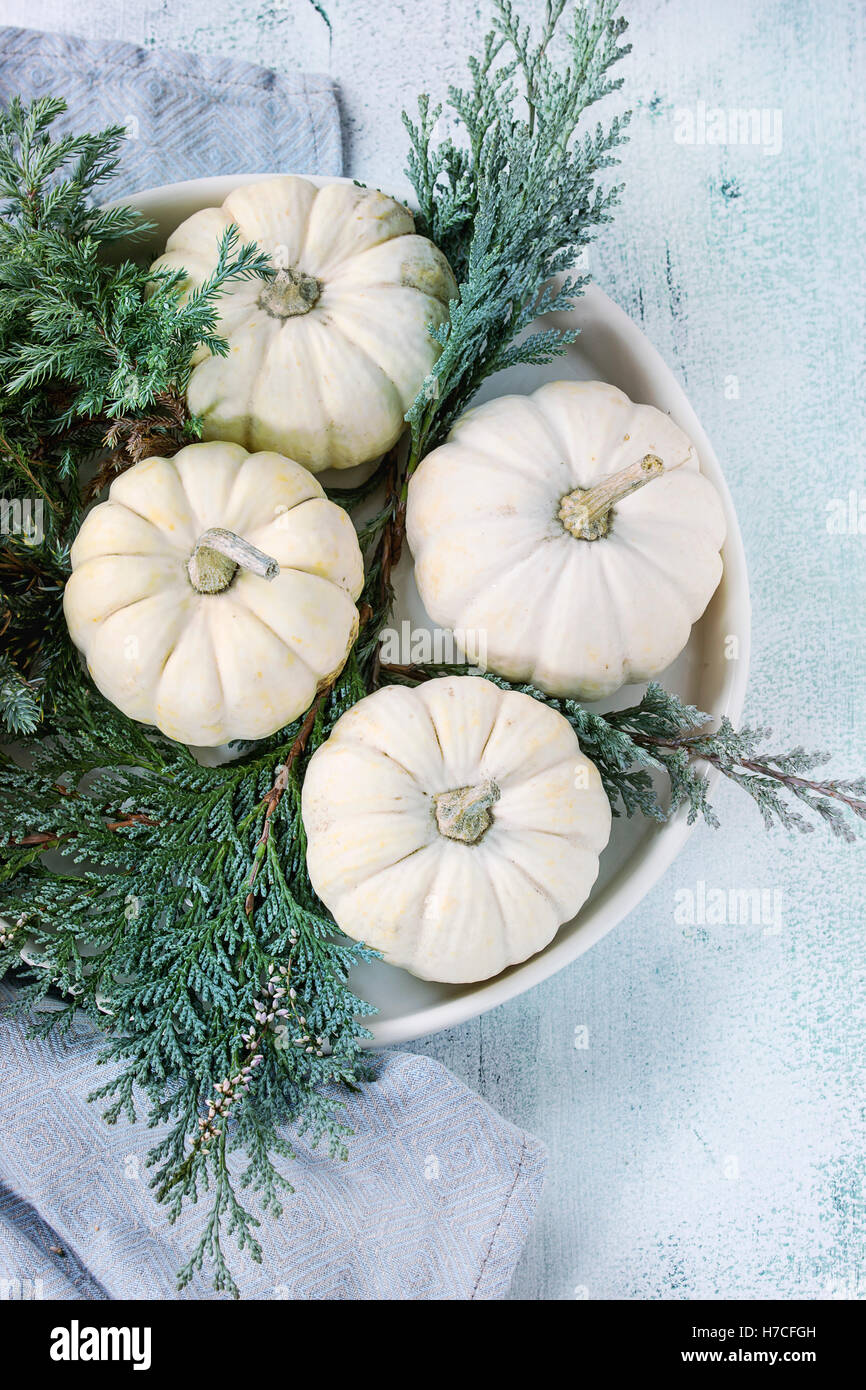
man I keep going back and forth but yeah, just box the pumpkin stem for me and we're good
[258,265,322,319]
[433,779,500,845]
[187,527,280,595]
[559,452,668,540]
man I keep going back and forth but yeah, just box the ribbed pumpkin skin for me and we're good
[151,176,457,473]
[407,381,727,700]
[63,441,364,746]
[302,676,612,983]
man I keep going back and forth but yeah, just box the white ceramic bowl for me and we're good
[115,174,751,1044]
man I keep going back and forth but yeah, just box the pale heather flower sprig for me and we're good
[284,930,328,1060]
[0,912,28,948]
[197,954,326,1152]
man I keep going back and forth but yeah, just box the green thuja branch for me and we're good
[0,87,406,1296]
[402,0,631,472]
[569,684,866,838]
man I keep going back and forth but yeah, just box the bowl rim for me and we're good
[115,171,751,1045]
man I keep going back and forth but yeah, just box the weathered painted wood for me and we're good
[4,0,864,1300]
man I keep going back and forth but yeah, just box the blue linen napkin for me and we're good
[0,26,342,194]
[0,27,546,1301]
[0,989,546,1300]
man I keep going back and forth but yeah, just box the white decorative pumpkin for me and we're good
[63,442,364,746]
[302,675,611,983]
[406,381,727,700]
[151,176,457,473]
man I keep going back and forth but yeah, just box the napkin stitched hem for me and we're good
[470,1130,547,1300]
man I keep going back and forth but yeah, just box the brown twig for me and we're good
[10,810,158,849]
[381,498,407,584]
[104,812,159,831]
[84,389,189,502]
[379,661,449,682]
[382,443,407,584]
[243,683,333,918]
[631,731,866,818]
[368,448,407,688]
[11,831,66,847]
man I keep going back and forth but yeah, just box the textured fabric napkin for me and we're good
[0,26,342,193]
[0,990,546,1300]
[0,28,546,1301]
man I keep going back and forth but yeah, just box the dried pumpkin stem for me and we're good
[188,527,279,595]
[258,265,322,319]
[559,452,667,541]
[433,779,500,844]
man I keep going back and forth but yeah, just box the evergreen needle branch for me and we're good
[402,0,631,470]
[627,725,866,838]
[8,808,158,848]
[1,667,378,1297]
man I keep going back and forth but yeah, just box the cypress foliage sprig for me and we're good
[402,0,631,471]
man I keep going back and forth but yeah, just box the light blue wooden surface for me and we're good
[7,0,864,1299]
